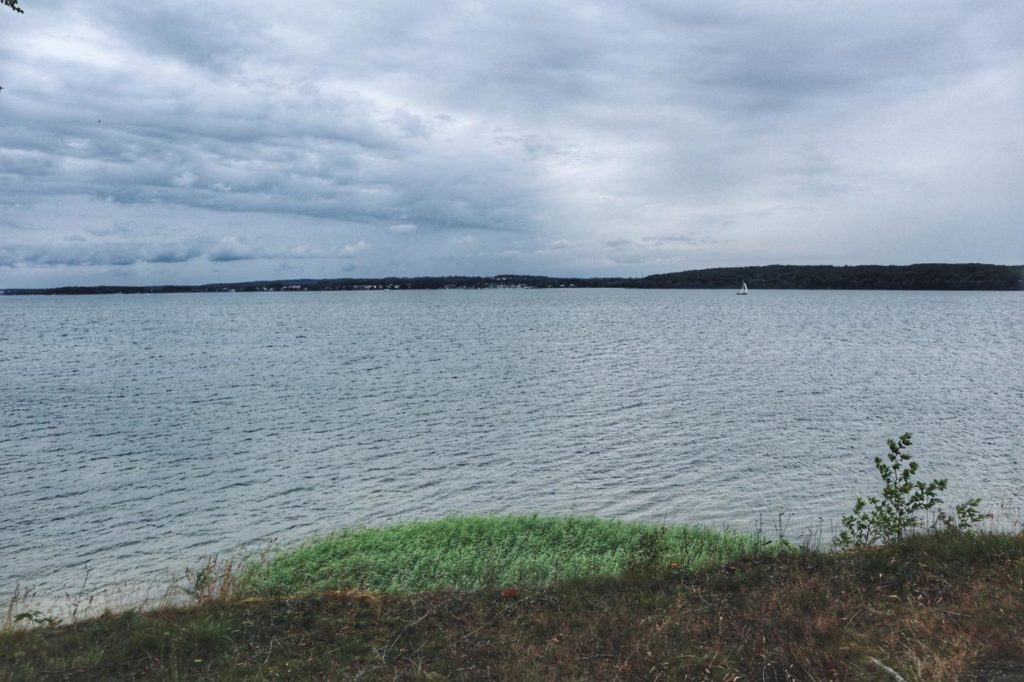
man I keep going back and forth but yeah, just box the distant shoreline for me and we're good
[2,263,1021,295]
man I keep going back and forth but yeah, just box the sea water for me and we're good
[1,288,1021,605]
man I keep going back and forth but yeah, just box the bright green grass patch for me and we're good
[239,515,770,596]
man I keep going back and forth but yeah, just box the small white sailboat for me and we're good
[736,281,748,295]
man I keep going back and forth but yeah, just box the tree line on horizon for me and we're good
[633,263,1023,291]
[3,264,1021,295]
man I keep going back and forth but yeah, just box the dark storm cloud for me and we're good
[1,0,1022,286]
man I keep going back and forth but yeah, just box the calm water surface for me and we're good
[1,289,1022,604]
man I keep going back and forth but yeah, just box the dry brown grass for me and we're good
[2,531,1023,680]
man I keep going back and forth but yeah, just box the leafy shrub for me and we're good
[834,433,986,548]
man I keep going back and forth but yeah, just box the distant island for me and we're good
[2,263,1021,295]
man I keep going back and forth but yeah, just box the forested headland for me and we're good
[632,263,1023,290]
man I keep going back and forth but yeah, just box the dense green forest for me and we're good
[2,263,1020,295]
[634,263,1023,290]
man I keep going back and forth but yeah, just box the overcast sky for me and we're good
[1,1,1022,286]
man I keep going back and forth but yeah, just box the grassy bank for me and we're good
[2,519,1023,680]
[239,515,771,596]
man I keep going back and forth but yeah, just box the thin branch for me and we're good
[868,657,909,682]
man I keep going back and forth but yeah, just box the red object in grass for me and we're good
[499,587,520,599]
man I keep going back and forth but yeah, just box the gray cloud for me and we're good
[0,234,368,268]
[1,0,1022,286]
[0,241,203,268]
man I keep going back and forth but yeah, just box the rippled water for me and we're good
[1,289,1022,604]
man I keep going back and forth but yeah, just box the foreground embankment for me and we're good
[2,518,1023,680]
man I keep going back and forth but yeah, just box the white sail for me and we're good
[737,281,748,295]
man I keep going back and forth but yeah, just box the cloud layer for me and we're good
[2,1,1022,285]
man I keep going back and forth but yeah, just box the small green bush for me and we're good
[835,433,986,548]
